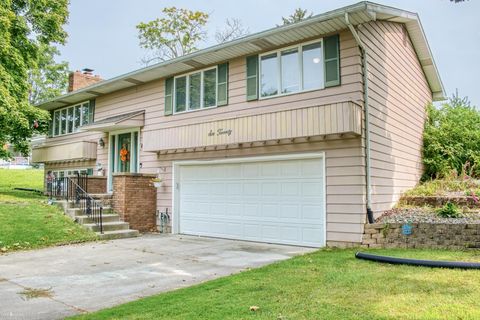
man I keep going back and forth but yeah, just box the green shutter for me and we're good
[87,168,94,176]
[246,55,259,101]
[217,62,229,106]
[89,99,95,123]
[164,77,174,115]
[324,34,340,87]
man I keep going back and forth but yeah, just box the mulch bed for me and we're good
[376,207,480,224]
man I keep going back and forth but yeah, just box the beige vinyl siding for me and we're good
[88,29,367,243]
[359,21,432,217]
[155,137,366,243]
[40,127,106,171]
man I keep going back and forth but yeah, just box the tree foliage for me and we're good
[28,43,69,105]
[215,18,249,43]
[422,95,480,180]
[280,8,313,26]
[0,0,69,159]
[136,7,209,65]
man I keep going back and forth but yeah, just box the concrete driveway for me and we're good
[0,234,314,319]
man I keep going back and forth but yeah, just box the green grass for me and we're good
[0,169,97,252]
[71,248,480,320]
[404,178,480,197]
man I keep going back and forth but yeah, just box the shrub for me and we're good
[436,202,460,218]
[422,95,480,180]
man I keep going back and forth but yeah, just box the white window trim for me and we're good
[52,100,90,137]
[52,167,93,178]
[173,66,218,114]
[259,38,324,100]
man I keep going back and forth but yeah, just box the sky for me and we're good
[59,0,480,106]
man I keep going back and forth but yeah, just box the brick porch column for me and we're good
[112,173,157,232]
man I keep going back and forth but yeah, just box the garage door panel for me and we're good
[178,156,325,247]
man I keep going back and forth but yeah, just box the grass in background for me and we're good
[71,248,480,320]
[403,178,480,197]
[0,169,97,253]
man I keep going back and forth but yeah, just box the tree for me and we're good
[0,0,69,159]
[215,18,249,43]
[28,43,69,105]
[136,7,209,65]
[422,94,480,180]
[279,8,313,26]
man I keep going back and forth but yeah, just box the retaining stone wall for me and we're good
[362,223,480,249]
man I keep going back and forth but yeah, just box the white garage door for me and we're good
[176,154,326,247]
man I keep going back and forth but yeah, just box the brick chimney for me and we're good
[68,69,102,92]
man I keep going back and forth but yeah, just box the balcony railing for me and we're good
[47,173,103,233]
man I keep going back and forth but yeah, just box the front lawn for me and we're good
[0,169,97,252]
[72,248,480,320]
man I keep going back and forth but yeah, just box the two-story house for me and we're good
[33,2,444,247]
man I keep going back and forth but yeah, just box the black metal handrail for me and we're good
[46,173,103,233]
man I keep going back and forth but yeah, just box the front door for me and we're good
[108,130,139,191]
[117,133,132,172]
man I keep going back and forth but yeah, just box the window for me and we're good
[203,69,217,108]
[51,101,93,137]
[302,42,323,90]
[281,48,300,94]
[259,39,324,98]
[189,72,201,110]
[52,168,94,178]
[175,76,187,112]
[260,53,278,97]
[174,67,217,113]
[53,111,60,136]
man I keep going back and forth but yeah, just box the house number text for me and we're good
[208,128,232,137]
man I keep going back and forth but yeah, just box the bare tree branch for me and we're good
[215,18,250,43]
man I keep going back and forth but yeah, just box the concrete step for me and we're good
[97,229,140,240]
[90,193,113,200]
[90,194,113,207]
[75,214,120,224]
[66,206,114,217]
[83,221,130,232]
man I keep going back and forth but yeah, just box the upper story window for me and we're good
[173,67,217,113]
[246,34,340,101]
[50,101,94,137]
[259,39,324,99]
[164,63,228,116]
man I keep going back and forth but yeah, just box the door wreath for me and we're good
[120,144,130,163]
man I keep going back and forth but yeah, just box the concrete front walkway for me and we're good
[0,234,314,319]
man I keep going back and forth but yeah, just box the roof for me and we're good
[80,110,144,132]
[36,1,445,111]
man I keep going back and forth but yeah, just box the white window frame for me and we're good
[52,167,93,178]
[52,100,90,137]
[173,66,218,114]
[259,38,324,100]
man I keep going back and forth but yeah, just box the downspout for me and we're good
[345,12,374,224]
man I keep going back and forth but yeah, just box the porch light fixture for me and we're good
[98,138,105,148]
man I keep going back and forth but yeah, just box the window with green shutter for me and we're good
[246,55,259,101]
[169,64,229,114]
[324,34,340,87]
[164,77,174,115]
[217,62,229,106]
